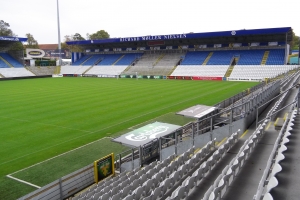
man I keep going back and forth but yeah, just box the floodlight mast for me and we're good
[57,0,62,66]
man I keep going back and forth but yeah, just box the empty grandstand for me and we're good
[3,27,300,200]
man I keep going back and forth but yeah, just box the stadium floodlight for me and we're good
[57,0,62,66]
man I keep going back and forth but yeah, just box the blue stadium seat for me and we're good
[181,51,210,65]
[72,55,91,65]
[0,59,10,68]
[266,49,285,65]
[237,50,265,65]
[0,53,23,67]
[115,53,143,65]
[82,54,104,66]
[98,54,122,65]
[207,51,238,65]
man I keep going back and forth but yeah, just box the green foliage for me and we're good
[0,20,15,36]
[62,34,84,52]
[89,30,110,40]
[0,78,258,199]
[73,33,85,41]
[291,30,299,50]
[9,42,24,51]
[25,33,39,49]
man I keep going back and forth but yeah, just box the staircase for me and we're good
[261,51,270,65]
[80,56,92,65]
[112,55,125,65]
[152,54,165,66]
[168,65,178,76]
[225,65,235,77]
[0,56,14,68]
[82,66,94,75]
[123,65,132,73]
[25,67,37,76]
[202,52,213,65]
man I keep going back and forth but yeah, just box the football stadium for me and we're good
[0,26,300,200]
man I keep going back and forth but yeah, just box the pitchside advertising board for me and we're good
[113,122,181,148]
[120,75,165,79]
[94,153,115,183]
[168,76,223,81]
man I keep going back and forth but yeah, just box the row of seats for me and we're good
[261,111,296,200]
[180,51,210,65]
[202,122,268,200]
[73,54,142,66]
[252,87,297,200]
[0,68,35,77]
[60,66,91,74]
[85,66,128,75]
[171,65,228,77]
[229,65,296,79]
[166,132,239,200]
[72,55,91,65]
[180,50,285,66]
[115,53,143,65]
[72,140,216,200]
[266,49,285,65]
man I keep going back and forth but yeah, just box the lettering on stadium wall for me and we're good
[120,34,187,42]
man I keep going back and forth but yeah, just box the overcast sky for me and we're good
[1,0,299,44]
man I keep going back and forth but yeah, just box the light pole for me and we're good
[57,0,62,66]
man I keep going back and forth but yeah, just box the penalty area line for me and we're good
[6,175,41,189]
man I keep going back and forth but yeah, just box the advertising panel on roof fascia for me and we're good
[0,36,27,42]
[66,27,291,46]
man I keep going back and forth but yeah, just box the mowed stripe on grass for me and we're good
[0,78,258,199]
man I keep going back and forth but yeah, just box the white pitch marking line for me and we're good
[6,175,41,189]
[2,136,112,170]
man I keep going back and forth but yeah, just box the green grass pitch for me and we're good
[0,77,258,199]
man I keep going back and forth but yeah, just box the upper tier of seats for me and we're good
[0,53,23,68]
[181,51,210,65]
[266,49,285,65]
[72,55,91,65]
[115,53,143,65]
[97,54,122,65]
[236,50,265,65]
[72,53,143,66]
[207,51,235,65]
[180,49,285,65]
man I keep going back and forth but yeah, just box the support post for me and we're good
[175,132,178,156]
[131,148,134,170]
[119,154,122,173]
[59,178,63,200]
[159,138,162,161]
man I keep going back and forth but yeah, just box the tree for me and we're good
[0,20,15,36]
[89,30,110,40]
[25,33,39,48]
[72,33,85,41]
[61,34,83,52]
[0,20,23,51]
[289,29,299,50]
